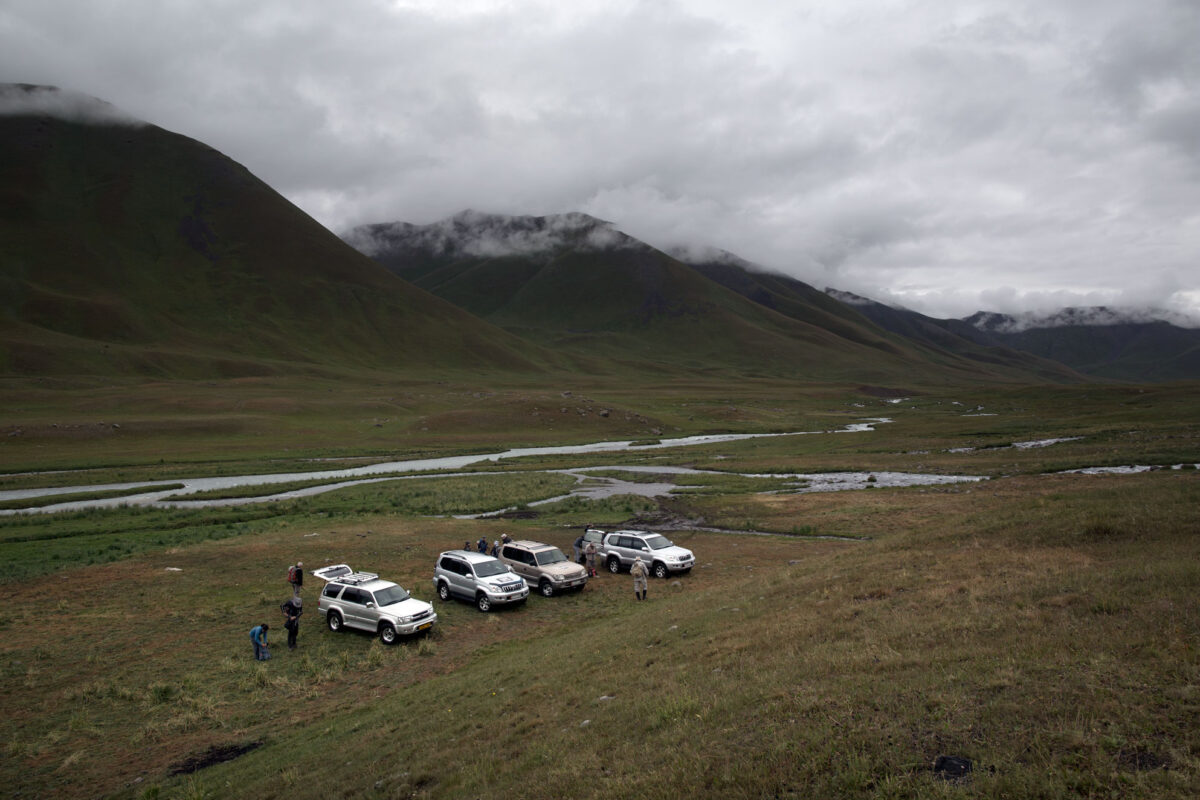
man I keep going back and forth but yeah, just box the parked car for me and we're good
[497,540,588,596]
[601,530,695,578]
[312,564,436,644]
[432,551,529,612]
[576,528,606,564]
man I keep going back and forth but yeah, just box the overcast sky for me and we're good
[3,0,1198,320]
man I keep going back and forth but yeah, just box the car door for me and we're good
[444,557,472,598]
[339,587,370,630]
[499,545,525,579]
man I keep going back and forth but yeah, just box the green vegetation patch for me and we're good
[0,483,185,510]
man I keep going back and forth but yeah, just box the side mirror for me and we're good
[366,602,375,609]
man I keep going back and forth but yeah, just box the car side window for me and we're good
[633,539,647,550]
[342,588,364,605]
[323,584,341,599]
[521,550,536,566]
[500,546,515,560]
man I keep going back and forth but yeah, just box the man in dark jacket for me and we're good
[282,597,303,650]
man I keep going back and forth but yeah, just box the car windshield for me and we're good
[372,585,410,606]
[645,535,673,550]
[535,548,567,566]
[473,560,509,578]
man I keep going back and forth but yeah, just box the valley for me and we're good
[1,87,1197,799]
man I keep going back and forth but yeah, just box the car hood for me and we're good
[651,545,693,560]
[484,574,524,589]
[543,561,586,578]
[381,597,432,617]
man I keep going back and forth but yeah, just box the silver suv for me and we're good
[313,564,437,644]
[601,530,695,578]
[498,540,588,597]
[433,551,529,612]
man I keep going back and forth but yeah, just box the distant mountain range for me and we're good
[826,290,1200,382]
[2,84,1192,386]
[344,212,1080,384]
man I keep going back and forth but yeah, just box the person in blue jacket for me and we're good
[250,623,270,660]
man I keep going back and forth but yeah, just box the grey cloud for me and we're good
[1,0,1197,320]
[0,83,142,125]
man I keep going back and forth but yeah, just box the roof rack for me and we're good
[337,571,379,585]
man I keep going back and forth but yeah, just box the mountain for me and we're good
[0,84,542,379]
[826,290,1200,383]
[954,308,1200,382]
[345,213,1083,385]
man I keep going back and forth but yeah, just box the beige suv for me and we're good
[498,540,588,597]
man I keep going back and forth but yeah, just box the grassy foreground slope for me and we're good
[1,385,1197,799]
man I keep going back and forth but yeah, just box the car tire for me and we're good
[437,582,451,602]
[608,556,621,573]
[379,624,397,645]
[327,611,343,632]
[539,579,554,597]
[476,593,492,612]
[653,562,669,579]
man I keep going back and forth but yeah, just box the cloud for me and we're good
[0,83,142,125]
[1,0,1197,319]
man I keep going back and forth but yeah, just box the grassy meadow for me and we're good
[0,379,1197,799]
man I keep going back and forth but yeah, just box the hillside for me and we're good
[954,309,1200,382]
[0,84,542,380]
[345,213,1082,385]
[826,285,1200,383]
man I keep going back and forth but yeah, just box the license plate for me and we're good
[417,622,432,631]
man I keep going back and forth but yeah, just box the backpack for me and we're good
[287,565,297,583]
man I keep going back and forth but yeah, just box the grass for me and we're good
[0,382,1197,798]
[0,482,185,510]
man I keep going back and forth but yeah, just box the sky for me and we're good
[2,0,1198,321]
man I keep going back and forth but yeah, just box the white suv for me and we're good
[433,551,529,612]
[313,564,436,644]
[601,530,695,578]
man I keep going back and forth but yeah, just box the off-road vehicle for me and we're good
[601,530,695,578]
[497,540,588,597]
[312,564,436,644]
[432,551,529,612]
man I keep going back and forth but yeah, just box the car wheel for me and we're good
[476,593,492,612]
[608,556,621,573]
[653,562,669,579]
[539,579,554,597]
[327,611,343,632]
[437,582,451,602]
[379,624,397,645]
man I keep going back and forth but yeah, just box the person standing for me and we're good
[585,540,598,577]
[250,623,270,660]
[283,597,303,650]
[288,561,304,599]
[490,540,500,557]
[477,537,488,553]
[631,557,649,601]
[573,532,585,563]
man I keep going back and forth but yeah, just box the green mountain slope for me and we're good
[346,212,1084,384]
[0,85,542,379]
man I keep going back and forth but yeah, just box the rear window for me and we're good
[322,584,342,599]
